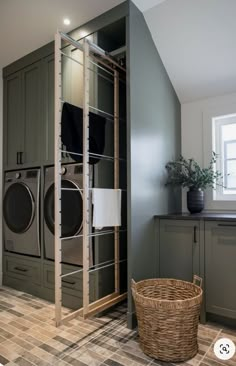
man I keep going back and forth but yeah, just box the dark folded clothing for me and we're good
[61,102,106,164]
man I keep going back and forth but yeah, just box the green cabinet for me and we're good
[3,31,113,169]
[205,221,236,319]
[41,49,83,165]
[3,71,22,168]
[3,61,42,169]
[43,263,97,310]
[22,61,42,165]
[3,50,69,168]
[3,254,42,298]
[157,216,236,323]
[159,219,200,282]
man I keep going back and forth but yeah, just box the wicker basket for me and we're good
[131,276,203,362]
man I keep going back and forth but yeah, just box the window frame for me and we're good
[202,103,236,211]
[212,115,236,201]
[224,139,236,190]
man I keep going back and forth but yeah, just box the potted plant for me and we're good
[165,152,223,213]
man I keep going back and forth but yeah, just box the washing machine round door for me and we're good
[3,183,35,233]
[44,180,83,237]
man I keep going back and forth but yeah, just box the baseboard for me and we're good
[207,312,236,329]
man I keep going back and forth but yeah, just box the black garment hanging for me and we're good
[61,102,106,164]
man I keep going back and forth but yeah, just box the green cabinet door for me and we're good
[205,221,236,319]
[159,219,200,282]
[22,61,42,165]
[4,61,42,168]
[42,53,77,165]
[42,54,54,164]
[3,71,23,168]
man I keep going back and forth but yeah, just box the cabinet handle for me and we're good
[16,152,19,165]
[14,266,28,272]
[19,151,23,164]
[62,279,76,286]
[194,226,197,243]
[218,223,236,227]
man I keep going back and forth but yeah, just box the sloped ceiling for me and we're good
[144,0,236,102]
[133,0,166,12]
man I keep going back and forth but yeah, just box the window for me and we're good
[213,113,236,200]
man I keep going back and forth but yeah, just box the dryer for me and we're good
[3,169,40,256]
[44,164,92,266]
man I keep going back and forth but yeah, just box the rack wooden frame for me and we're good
[54,31,126,326]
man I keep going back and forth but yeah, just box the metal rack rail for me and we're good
[54,30,127,326]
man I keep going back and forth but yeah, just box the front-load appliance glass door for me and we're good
[44,180,83,237]
[3,182,35,234]
[3,169,40,257]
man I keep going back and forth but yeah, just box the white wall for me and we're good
[181,92,236,212]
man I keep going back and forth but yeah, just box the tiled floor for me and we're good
[0,287,235,366]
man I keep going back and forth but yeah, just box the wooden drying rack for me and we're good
[54,31,126,326]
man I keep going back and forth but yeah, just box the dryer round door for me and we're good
[3,182,35,234]
[44,180,83,237]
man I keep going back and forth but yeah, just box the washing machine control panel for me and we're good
[15,172,21,179]
[26,170,38,178]
[74,165,83,174]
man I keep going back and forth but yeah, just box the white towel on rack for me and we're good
[92,188,121,229]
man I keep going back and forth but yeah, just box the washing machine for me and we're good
[3,169,41,256]
[44,164,92,266]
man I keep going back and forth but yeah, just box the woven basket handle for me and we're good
[193,275,203,288]
[131,279,137,299]
[131,279,137,301]
[131,279,137,291]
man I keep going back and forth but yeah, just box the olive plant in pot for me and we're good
[165,152,223,214]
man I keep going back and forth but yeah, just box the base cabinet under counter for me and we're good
[205,221,236,320]
[156,214,236,323]
[159,219,201,282]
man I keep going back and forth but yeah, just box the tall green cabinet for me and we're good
[4,61,42,169]
[2,2,129,312]
[3,71,22,168]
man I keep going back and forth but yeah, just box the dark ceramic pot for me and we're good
[187,188,204,214]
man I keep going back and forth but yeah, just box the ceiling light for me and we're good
[63,18,71,26]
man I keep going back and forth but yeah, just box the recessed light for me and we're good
[63,18,71,26]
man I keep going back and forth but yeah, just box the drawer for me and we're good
[43,263,96,301]
[4,256,41,285]
[43,264,82,295]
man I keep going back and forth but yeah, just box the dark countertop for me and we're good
[154,212,236,221]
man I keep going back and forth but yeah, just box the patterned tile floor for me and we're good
[0,287,235,366]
